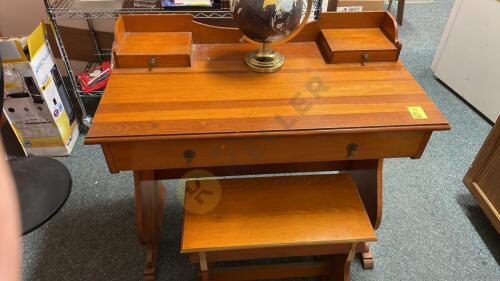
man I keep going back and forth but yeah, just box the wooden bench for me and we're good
[181,173,376,281]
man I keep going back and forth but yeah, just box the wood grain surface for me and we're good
[318,28,400,64]
[114,31,193,68]
[86,42,448,143]
[117,32,192,56]
[321,28,397,51]
[181,174,376,253]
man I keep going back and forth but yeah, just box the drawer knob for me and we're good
[347,143,359,159]
[148,57,157,71]
[183,150,196,165]
[361,53,369,66]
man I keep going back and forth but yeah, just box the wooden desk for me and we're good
[85,13,449,280]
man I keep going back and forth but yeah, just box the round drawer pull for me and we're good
[347,143,359,159]
[361,53,369,65]
[148,57,157,71]
[183,150,196,165]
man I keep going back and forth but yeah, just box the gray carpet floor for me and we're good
[22,1,500,280]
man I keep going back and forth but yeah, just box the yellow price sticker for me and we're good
[407,106,428,120]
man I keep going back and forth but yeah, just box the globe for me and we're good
[233,0,312,72]
[233,0,304,43]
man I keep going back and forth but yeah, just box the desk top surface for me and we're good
[86,42,449,144]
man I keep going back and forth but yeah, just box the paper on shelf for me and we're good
[161,0,212,7]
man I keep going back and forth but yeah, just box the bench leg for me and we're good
[200,271,209,281]
[355,242,374,269]
[134,171,166,281]
[199,252,210,281]
[328,243,358,281]
[360,243,374,269]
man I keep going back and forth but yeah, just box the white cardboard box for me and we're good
[1,23,79,156]
[329,0,384,12]
[432,0,500,122]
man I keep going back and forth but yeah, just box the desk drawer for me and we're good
[105,131,430,172]
[115,54,191,69]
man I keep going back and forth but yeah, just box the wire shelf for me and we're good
[47,0,234,19]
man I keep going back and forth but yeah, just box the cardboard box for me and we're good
[329,0,384,12]
[0,23,79,156]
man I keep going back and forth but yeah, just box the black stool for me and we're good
[1,53,72,235]
[9,157,72,235]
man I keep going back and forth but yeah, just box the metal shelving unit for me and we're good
[44,0,322,126]
[46,0,234,19]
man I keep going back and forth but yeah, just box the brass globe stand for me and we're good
[240,0,314,73]
[245,42,285,73]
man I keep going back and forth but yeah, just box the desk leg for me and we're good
[349,159,383,269]
[134,171,166,281]
[397,0,405,26]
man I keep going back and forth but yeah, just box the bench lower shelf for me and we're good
[197,251,357,281]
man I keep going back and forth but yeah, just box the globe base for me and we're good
[245,43,284,73]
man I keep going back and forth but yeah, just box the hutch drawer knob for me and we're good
[183,150,196,165]
[361,53,369,65]
[347,143,359,159]
[148,57,157,71]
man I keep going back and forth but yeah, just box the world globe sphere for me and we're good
[233,0,304,43]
